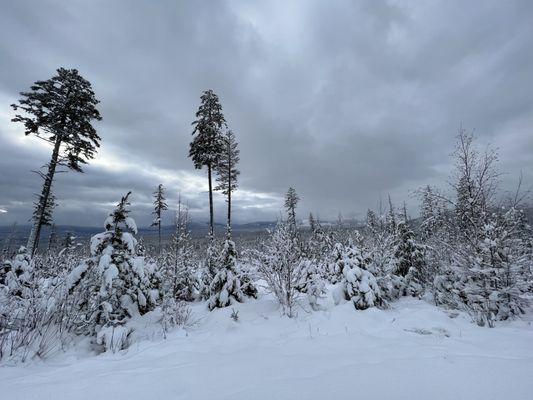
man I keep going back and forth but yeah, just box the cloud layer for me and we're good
[1,0,532,226]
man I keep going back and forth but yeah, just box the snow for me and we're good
[125,217,138,234]
[103,215,114,230]
[65,262,89,290]
[90,232,110,255]
[132,257,147,279]
[103,263,118,288]
[122,232,137,253]
[96,325,132,353]
[0,296,532,400]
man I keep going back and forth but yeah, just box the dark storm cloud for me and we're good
[1,0,532,227]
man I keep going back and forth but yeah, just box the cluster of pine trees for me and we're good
[0,68,531,361]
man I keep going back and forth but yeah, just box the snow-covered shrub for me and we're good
[159,241,195,333]
[199,237,220,300]
[156,249,195,308]
[328,242,349,284]
[208,239,257,310]
[361,213,402,302]
[307,217,335,272]
[0,246,33,299]
[240,269,259,299]
[435,208,531,327]
[295,259,326,311]
[169,219,197,301]
[161,297,194,336]
[66,192,159,351]
[0,248,76,362]
[208,239,243,309]
[252,223,304,317]
[335,242,383,310]
[136,238,147,256]
[424,132,532,326]
[390,222,426,297]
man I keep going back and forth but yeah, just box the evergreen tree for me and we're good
[419,185,437,240]
[430,129,532,326]
[329,243,347,284]
[308,216,335,268]
[171,195,195,301]
[309,212,317,233]
[366,209,378,232]
[386,195,396,233]
[136,237,147,256]
[199,239,221,300]
[11,68,102,256]
[284,187,300,235]
[337,212,344,229]
[401,202,409,224]
[215,128,240,237]
[66,192,157,351]
[336,242,382,310]
[151,183,168,253]
[189,90,226,238]
[391,221,426,297]
[46,223,57,254]
[208,239,253,310]
[296,259,325,311]
[209,151,258,312]
[363,208,398,300]
[64,232,75,251]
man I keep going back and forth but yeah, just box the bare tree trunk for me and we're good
[158,219,162,254]
[227,190,231,238]
[227,162,232,239]
[207,163,214,238]
[27,139,61,256]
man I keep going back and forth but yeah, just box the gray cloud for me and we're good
[1,0,532,227]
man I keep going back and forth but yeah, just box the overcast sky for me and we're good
[1,0,532,227]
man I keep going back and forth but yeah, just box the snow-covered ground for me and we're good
[1,296,532,400]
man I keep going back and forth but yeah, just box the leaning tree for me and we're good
[11,68,102,256]
[189,90,225,238]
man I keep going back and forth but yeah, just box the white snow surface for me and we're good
[1,296,532,400]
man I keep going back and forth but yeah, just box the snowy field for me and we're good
[1,296,532,400]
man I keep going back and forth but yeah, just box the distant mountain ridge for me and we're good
[0,221,279,241]
[2,206,531,243]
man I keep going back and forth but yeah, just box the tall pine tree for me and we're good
[215,128,240,238]
[11,68,102,256]
[189,90,225,238]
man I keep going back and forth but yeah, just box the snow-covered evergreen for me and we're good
[335,242,383,310]
[390,221,426,297]
[208,239,247,310]
[0,246,33,299]
[66,192,158,351]
[296,259,325,311]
